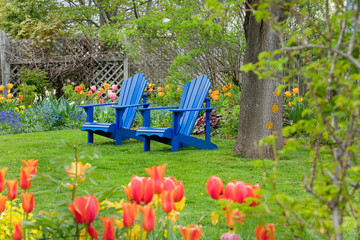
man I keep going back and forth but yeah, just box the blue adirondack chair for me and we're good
[135,75,218,152]
[80,73,149,145]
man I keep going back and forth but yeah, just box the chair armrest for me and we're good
[170,107,213,112]
[79,103,117,108]
[137,106,179,111]
[112,103,150,109]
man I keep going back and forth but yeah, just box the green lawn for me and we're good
[0,130,311,239]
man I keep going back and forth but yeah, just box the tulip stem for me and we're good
[217,218,221,239]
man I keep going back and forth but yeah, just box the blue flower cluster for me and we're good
[0,110,24,133]
[0,99,86,135]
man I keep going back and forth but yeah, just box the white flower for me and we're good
[70,101,75,106]
[81,101,85,104]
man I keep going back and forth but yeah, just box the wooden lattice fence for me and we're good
[0,31,128,97]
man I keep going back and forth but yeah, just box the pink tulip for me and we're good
[206,176,223,200]
[112,85,118,91]
[91,86,96,92]
[221,233,239,240]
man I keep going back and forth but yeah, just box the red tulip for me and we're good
[145,163,167,194]
[0,195,7,213]
[255,224,275,240]
[206,176,223,200]
[22,159,38,173]
[246,184,261,206]
[179,225,203,240]
[164,177,176,191]
[87,224,99,239]
[0,168,8,193]
[100,216,115,240]
[221,233,239,240]
[164,177,184,202]
[122,202,139,228]
[7,180,18,200]
[173,181,184,202]
[161,190,176,213]
[21,193,34,213]
[68,194,99,224]
[19,167,35,190]
[130,176,153,205]
[12,222,23,240]
[224,181,247,203]
[141,205,156,232]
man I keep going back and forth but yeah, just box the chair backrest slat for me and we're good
[117,73,147,129]
[178,75,211,135]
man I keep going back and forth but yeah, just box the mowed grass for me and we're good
[0,130,312,239]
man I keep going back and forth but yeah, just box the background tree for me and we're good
[232,0,285,158]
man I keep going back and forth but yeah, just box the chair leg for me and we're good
[115,135,122,145]
[144,137,150,152]
[88,132,93,143]
[171,139,179,152]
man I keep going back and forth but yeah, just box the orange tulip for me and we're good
[141,205,156,232]
[122,202,139,228]
[145,163,167,194]
[66,162,92,182]
[19,167,35,190]
[12,222,22,240]
[225,92,231,98]
[224,181,247,204]
[212,95,219,101]
[0,195,7,213]
[255,224,275,240]
[179,225,203,240]
[104,83,110,90]
[69,194,99,224]
[87,224,99,239]
[88,91,93,96]
[165,85,170,90]
[130,176,153,205]
[100,216,115,240]
[228,83,233,89]
[122,184,133,202]
[21,193,35,213]
[206,176,224,200]
[7,180,18,200]
[285,91,291,97]
[75,86,81,92]
[161,190,176,213]
[99,98,104,104]
[0,167,8,193]
[222,86,228,92]
[292,88,299,94]
[149,83,154,88]
[22,159,38,171]
[0,85,3,91]
[225,209,246,228]
[158,87,164,92]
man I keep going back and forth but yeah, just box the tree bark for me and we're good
[232,0,285,159]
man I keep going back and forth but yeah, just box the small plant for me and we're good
[193,110,222,134]
[18,69,49,95]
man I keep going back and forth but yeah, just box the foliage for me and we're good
[125,0,244,85]
[0,0,60,37]
[238,0,360,239]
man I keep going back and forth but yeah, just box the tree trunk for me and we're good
[232,0,284,159]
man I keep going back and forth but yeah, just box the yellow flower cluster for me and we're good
[0,199,41,240]
[209,83,232,101]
